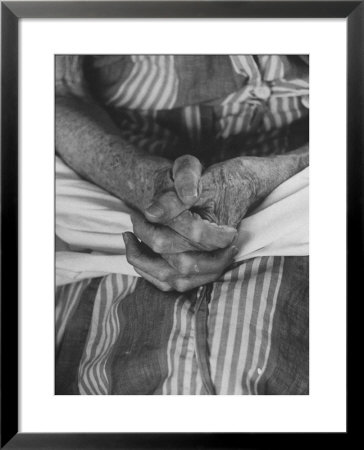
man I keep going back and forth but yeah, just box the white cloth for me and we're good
[55,156,309,285]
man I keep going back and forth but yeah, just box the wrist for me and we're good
[237,151,308,205]
[121,157,172,212]
[142,163,173,211]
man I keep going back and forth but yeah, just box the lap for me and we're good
[55,256,308,395]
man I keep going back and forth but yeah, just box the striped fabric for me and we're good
[161,257,284,395]
[208,257,284,395]
[107,55,178,110]
[111,109,181,157]
[77,275,137,395]
[55,256,308,395]
[162,295,203,395]
[218,55,308,138]
[55,55,309,395]
[56,278,92,350]
[87,54,309,159]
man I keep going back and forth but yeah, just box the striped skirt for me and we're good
[55,255,309,395]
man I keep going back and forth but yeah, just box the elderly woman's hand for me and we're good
[146,150,309,230]
[123,155,248,293]
[122,225,238,293]
[124,149,308,292]
[139,155,239,253]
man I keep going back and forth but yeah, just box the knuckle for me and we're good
[158,268,171,282]
[173,279,190,293]
[190,222,203,244]
[159,283,173,292]
[175,255,193,275]
[151,236,166,253]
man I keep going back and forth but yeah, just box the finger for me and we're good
[123,231,176,282]
[134,267,173,292]
[136,266,218,293]
[123,232,228,292]
[144,190,187,224]
[162,244,239,276]
[168,210,237,251]
[131,210,201,253]
[123,233,227,292]
[144,155,203,223]
[169,272,225,293]
[172,155,203,206]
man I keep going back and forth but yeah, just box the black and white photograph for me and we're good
[55,54,309,395]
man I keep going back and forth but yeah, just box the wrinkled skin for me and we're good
[124,151,308,292]
[124,155,258,292]
[55,57,308,293]
[56,68,237,258]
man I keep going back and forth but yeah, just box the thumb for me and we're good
[172,155,203,206]
[145,190,188,224]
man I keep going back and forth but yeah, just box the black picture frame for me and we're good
[1,1,361,448]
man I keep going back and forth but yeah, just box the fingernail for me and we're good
[181,188,197,200]
[146,204,164,218]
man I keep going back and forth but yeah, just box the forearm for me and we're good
[56,94,172,211]
[236,144,309,205]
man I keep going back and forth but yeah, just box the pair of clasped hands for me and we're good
[123,155,256,292]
